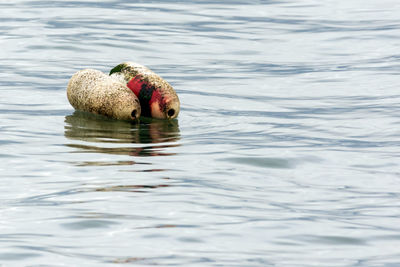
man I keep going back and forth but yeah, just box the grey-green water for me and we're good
[1,0,400,266]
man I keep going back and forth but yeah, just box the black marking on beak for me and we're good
[167,108,175,118]
[131,109,137,119]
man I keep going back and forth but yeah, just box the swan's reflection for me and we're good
[64,111,180,166]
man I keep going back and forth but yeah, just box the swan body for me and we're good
[67,69,141,121]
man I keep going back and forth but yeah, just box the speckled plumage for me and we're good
[67,69,141,121]
[110,62,180,119]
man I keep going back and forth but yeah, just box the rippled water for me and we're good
[1,0,400,266]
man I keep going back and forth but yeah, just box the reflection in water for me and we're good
[64,111,180,165]
[95,184,170,192]
[112,257,147,264]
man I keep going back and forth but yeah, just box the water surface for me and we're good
[1,0,400,266]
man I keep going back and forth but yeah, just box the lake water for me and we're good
[1,0,400,266]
